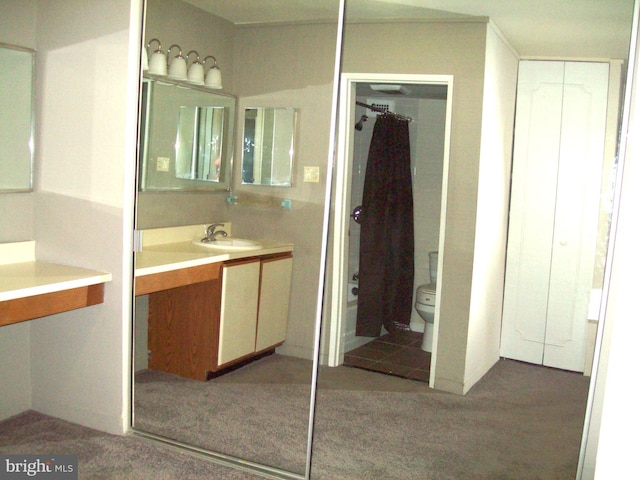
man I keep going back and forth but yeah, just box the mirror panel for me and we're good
[0,43,34,192]
[312,1,634,479]
[242,107,297,186]
[176,105,225,182]
[138,76,234,191]
[132,0,342,477]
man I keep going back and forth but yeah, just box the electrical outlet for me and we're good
[303,166,320,183]
[156,156,170,172]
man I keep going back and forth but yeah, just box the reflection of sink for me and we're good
[192,238,262,251]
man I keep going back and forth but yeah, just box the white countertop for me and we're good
[0,261,113,302]
[0,241,112,302]
[135,239,294,277]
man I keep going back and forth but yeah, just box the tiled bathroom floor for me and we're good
[343,331,431,383]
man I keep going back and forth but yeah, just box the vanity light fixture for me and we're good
[186,50,205,85]
[147,38,167,76]
[167,44,188,80]
[142,46,149,71]
[204,56,223,89]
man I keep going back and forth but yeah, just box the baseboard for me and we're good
[275,343,314,361]
[462,352,500,394]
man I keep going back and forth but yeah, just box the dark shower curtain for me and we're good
[356,114,414,337]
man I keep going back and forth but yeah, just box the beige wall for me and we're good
[31,0,139,433]
[342,20,490,393]
[231,23,338,359]
[0,0,141,432]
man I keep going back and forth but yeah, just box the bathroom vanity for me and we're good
[135,225,293,381]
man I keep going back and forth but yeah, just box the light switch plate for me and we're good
[303,166,320,183]
[156,157,170,172]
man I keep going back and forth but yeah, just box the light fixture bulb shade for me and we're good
[205,66,222,89]
[168,56,188,80]
[148,52,167,75]
[188,63,205,85]
[142,48,149,71]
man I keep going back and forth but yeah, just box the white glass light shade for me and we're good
[147,39,166,75]
[148,51,167,75]
[168,56,187,80]
[205,66,222,89]
[188,62,205,85]
[167,45,187,80]
[142,47,149,71]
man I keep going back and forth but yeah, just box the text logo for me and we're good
[0,455,77,479]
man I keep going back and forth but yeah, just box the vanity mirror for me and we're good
[0,43,34,192]
[241,107,297,186]
[138,74,235,191]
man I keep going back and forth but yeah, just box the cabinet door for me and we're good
[218,260,260,366]
[255,255,293,352]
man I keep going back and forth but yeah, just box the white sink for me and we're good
[192,238,262,251]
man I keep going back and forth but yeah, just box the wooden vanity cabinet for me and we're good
[144,252,293,381]
[147,265,222,381]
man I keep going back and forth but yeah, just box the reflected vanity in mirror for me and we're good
[138,73,235,191]
[242,107,297,186]
[0,43,34,192]
[131,0,342,477]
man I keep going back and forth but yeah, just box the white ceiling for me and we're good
[183,0,635,59]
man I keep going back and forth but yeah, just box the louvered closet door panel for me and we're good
[543,62,609,371]
[500,61,565,365]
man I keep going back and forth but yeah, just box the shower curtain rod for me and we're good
[356,101,412,122]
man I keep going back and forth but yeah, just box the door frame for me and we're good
[326,72,454,388]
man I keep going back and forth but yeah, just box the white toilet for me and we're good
[415,251,438,352]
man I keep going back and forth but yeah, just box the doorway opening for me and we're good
[326,73,454,387]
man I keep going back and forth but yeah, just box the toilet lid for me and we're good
[417,283,436,295]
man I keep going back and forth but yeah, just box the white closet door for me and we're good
[543,62,609,371]
[501,61,609,372]
[501,61,565,366]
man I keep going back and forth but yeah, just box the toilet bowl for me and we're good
[414,251,438,352]
[415,284,436,352]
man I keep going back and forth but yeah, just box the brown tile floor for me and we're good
[343,330,431,383]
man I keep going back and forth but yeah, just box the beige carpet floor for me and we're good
[1,357,590,479]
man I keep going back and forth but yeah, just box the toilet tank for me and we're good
[429,251,438,285]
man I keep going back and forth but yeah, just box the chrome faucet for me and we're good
[202,223,228,242]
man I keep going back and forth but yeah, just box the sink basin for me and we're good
[193,238,262,251]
